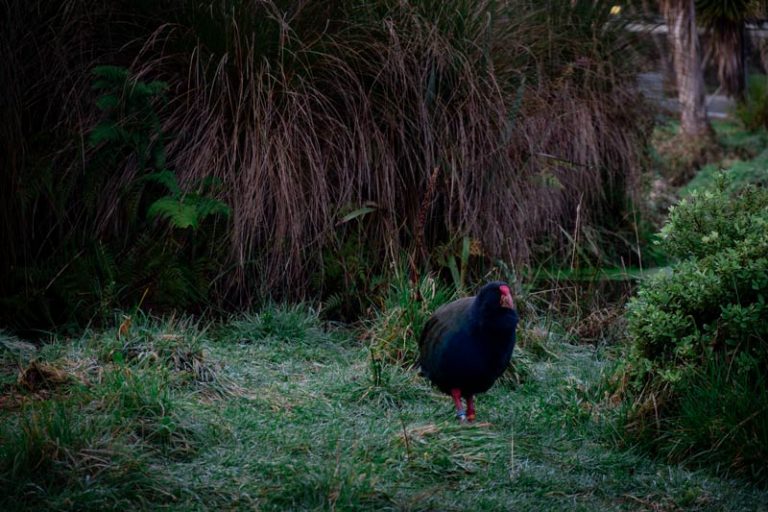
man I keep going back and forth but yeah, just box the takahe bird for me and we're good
[418,281,518,422]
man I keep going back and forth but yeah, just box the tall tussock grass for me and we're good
[1,0,651,328]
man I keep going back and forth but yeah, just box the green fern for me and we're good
[147,197,201,229]
[147,195,231,230]
[145,170,231,230]
[88,65,168,172]
[94,94,120,111]
[91,65,130,85]
[88,121,126,146]
[194,196,231,219]
[143,170,181,196]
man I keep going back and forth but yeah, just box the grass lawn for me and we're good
[2,307,767,511]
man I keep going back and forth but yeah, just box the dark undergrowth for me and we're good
[0,0,652,331]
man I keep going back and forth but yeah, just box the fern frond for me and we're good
[143,169,181,196]
[200,176,224,190]
[88,122,126,147]
[91,65,130,82]
[152,145,167,170]
[194,196,231,219]
[95,94,120,111]
[147,197,199,229]
[133,80,168,98]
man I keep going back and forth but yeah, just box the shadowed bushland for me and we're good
[0,0,651,328]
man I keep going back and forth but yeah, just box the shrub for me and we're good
[616,174,768,482]
[682,148,768,195]
[734,74,768,131]
[225,304,327,344]
[652,122,721,186]
[0,65,231,332]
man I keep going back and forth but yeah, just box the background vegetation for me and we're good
[3,0,768,509]
[0,0,650,330]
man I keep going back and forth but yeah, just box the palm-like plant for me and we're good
[696,0,766,98]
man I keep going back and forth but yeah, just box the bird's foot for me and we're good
[466,395,476,423]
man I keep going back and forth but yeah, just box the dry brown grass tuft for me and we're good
[1,0,652,320]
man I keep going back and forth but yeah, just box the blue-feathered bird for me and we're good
[418,281,519,422]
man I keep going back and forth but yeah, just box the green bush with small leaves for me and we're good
[735,74,768,131]
[617,174,768,482]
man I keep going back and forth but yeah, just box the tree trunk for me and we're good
[663,0,711,139]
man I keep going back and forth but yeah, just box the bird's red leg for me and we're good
[466,395,476,422]
[450,388,467,422]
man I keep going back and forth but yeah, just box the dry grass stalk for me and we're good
[1,0,651,312]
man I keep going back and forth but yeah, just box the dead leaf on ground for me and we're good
[0,392,29,411]
[117,315,132,339]
[17,360,73,391]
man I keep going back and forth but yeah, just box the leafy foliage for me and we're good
[89,65,169,168]
[145,173,231,230]
[734,74,768,131]
[616,174,768,482]
[313,213,388,321]
[0,65,231,331]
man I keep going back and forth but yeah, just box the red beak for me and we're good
[499,285,514,309]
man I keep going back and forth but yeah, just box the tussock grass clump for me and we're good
[90,314,241,397]
[0,399,177,510]
[1,0,651,329]
[0,314,231,510]
[99,315,206,361]
[342,356,425,409]
[366,272,455,366]
[0,368,192,509]
[225,304,327,344]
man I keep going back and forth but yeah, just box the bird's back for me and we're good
[418,297,474,380]
[418,295,517,395]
